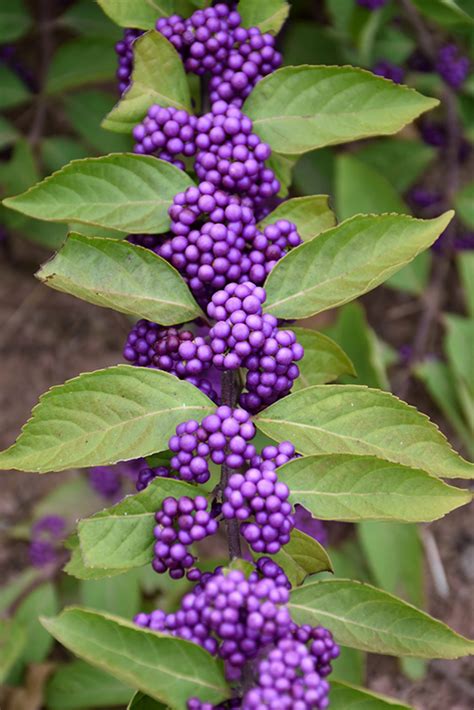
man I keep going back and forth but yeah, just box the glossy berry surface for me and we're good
[115,28,143,94]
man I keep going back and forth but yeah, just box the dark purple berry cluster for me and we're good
[153,495,218,579]
[133,105,197,168]
[356,0,387,8]
[136,465,171,492]
[115,28,143,94]
[168,406,256,483]
[436,44,469,89]
[29,515,65,568]
[373,61,404,84]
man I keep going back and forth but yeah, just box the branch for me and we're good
[220,369,242,560]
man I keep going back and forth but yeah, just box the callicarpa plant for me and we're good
[1,1,474,709]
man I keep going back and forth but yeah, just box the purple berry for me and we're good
[115,29,143,94]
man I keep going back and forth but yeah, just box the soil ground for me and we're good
[0,239,473,709]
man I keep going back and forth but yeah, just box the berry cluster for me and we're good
[133,105,197,168]
[153,496,218,579]
[168,406,256,484]
[357,0,387,8]
[115,28,143,94]
[373,60,404,84]
[294,505,328,548]
[136,465,171,492]
[436,44,469,89]
[29,515,65,568]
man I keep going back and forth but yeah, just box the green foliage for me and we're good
[46,660,133,710]
[42,608,229,709]
[255,385,474,479]
[238,0,289,34]
[0,65,31,109]
[3,154,195,234]
[0,619,26,682]
[277,454,470,522]
[0,367,214,473]
[62,91,132,154]
[455,182,474,228]
[128,693,167,709]
[14,584,58,665]
[37,234,203,325]
[291,328,356,389]
[0,0,31,43]
[244,66,438,154]
[270,529,334,586]
[289,578,474,657]
[46,38,118,94]
[354,139,436,193]
[97,0,198,29]
[330,682,412,709]
[77,479,202,571]
[412,0,474,28]
[257,195,336,241]
[264,212,453,319]
[103,31,192,133]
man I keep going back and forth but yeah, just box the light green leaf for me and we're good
[291,327,356,389]
[324,302,389,389]
[238,0,289,34]
[63,91,132,154]
[270,528,333,587]
[412,0,474,27]
[358,522,424,608]
[255,384,474,479]
[46,660,133,710]
[277,454,471,522]
[455,182,474,229]
[81,570,142,618]
[42,138,89,174]
[243,66,439,154]
[0,619,26,682]
[288,578,474,657]
[14,584,58,665]
[41,608,229,709]
[65,537,129,580]
[266,152,297,197]
[3,154,195,234]
[355,139,435,193]
[0,0,31,42]
[335,154,407,222]
[0,65,30,109]
[37,234,202,325]
[445,315,474,431]
[0,366,214,473]
[458,251,474,318]
[257,196,336,241]
[103,31,191,134]
[264,212,453,319]
[97,0,188,29]
[128,692,167,709]
[330,681,412,709]
[78,478,201,569]
[46,38,117,94]
[59,0,122,38]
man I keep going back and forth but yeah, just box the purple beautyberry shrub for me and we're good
[245,220,302,285]
[168,406,256,483]
[115,28,143,94]
[133,105,198,168]
[436,44,469,88]
[373,61,404,84]
[29,515,66,567]
[88,465,123,499]
[136,465,172,492]
[294,505,328,547]
[208,282,276,370]
[152,495,218,579]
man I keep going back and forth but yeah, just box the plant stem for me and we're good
[220,370,242,560]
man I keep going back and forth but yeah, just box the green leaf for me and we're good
[81,570,142,618]
[412,0,474,28]
[63,91,132,154]
[3,154,195,234]
[46,660,133,710]
[59,0,122,38]
[257,196,336,241]
[14,583,58,665]
[264,212,453,319]
[330,681,412,709]
[0,619,26,682]
[42,138,89,174]
[34,477,105,528]
[37,234,202,325]
[238,0,289,34]
[46,38,117,94]
[445,315,474,431]
[270,528,333,587]
[254,384,474,479]
[277,454,471,522]
[458,251,474,318]
[0,569,37,614]
[335,154,407,222]
[41,608,229,709]
[355,139,435,193]
[78,478,201,570]
[103,31,192,134]
[0,366,214,473]
[65,537,129,580]
[0,0,31,42]
[331,647,366,686]
[324,302,389,389]
[385,253,431,296]
[373,27,416,65]
[291,327,356,389]
[455,182,474,229]
[358,522,424,608]
[0,116,18,149]
[97,0,188,29]
[128,692,167,709]
[0,65,30,109]
[283,24,345,66]
[243,66,439,154]
[288,578,474,658]
[266,152,296,197]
